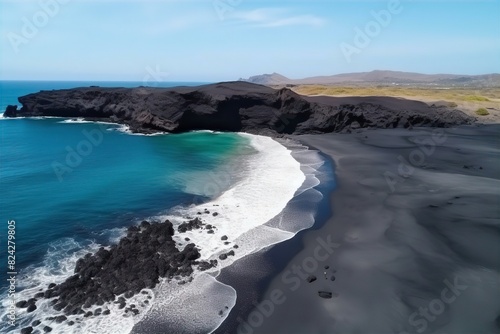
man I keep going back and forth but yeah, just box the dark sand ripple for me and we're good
[235,125,499,334]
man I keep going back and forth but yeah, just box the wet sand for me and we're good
[235,125,500,334]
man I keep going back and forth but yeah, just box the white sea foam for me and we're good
[29,116,64,120]
[40,116,169,136]
[133,273,237,333]
[59,118,118,125]
[0,132,328,334]
[136,134,327,333]
[59,118,87,123]
[0,239,101,332]
[160,133,306,263]
[0,115,64,121]
[58,119,130,133]
[108,125,171,136]
[58,118,125,128]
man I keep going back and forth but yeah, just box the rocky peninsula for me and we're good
[3,81,474,134]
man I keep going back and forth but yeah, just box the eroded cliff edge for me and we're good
[3,81,474,134]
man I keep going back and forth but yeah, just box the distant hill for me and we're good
[240,70,500,87]
[238,72,291,85]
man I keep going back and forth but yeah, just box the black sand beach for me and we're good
[5,83,498,333]
[228,124,500,334]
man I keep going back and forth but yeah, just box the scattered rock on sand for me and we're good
[37,220,201,317]
[318,291,333,299]
[16,300,28,308]
[306,275,317,283]
[178,217,205,232]
[198,260,218,271]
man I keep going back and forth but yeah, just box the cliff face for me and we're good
[3,81,474,135]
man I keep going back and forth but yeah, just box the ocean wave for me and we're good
[0,133,328,334]
[104,124,173,136]
[158,133,306,263]
[0,239,101,333]
[136,134,327,333]
[56,118,140,135]
[58,118,125,127]
[58,118,87,123]
[0,115,65,121]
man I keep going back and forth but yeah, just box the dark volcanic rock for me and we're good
[318,291,333,299]
[198,260,218,271]
[16,300,28,308]
[27,304,37,313]
[178,217,204,233]
[3,82,474,135]
[4,105,18,117]
[55,315,67,323]
[306,275,317,283]
[39,220,200,315]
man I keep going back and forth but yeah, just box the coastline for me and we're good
[4,116,499,334]
[1,119,326,334]
[2,80,497,333]
[3,82,474,135]
[238,124,500,334]
[130,135,331,334]
[213,143,336,334]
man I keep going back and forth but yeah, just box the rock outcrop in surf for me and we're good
[3,81,474,134]
[16,220,219,332]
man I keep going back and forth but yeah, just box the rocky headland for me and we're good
[3,81,474,135]
[5,81,479,334]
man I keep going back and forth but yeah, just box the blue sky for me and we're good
[1,0,499,81]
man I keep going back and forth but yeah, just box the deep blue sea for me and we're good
[0,81,327,333]
[1,81,228,284]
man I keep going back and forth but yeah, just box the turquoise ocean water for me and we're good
[0,81,249,286]
[0,81,331,333]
